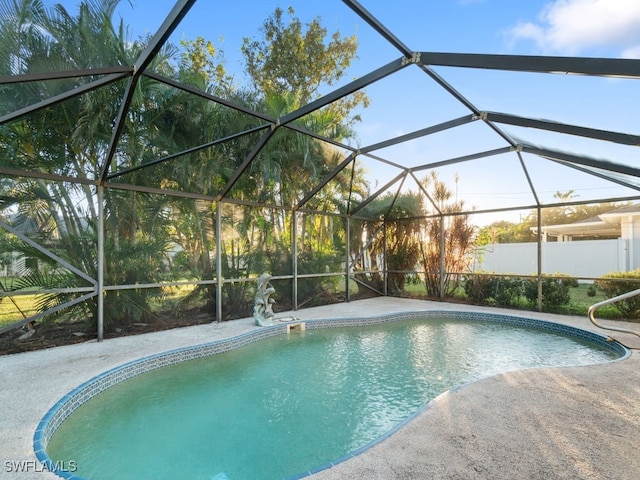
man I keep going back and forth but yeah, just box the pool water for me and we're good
[47,318,619,480]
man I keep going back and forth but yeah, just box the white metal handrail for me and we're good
[588,288,640,338]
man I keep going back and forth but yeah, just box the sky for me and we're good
[45,0,640,222]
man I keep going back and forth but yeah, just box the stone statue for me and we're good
[254,273,276,326]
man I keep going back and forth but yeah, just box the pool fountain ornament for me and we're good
[254,273,276,326]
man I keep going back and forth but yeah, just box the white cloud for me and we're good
[506,0,640,56]
[622,45,640,58]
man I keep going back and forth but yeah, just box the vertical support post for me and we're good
[439,213,445,301]
[537,206,543,312]
[97,185,104,342]
[383,219,388,296]
[628,217,635,270]
[292,210,298,310]
[216,201,222,323]
[346,216,351,302]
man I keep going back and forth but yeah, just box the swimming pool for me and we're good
[36,311,628,480]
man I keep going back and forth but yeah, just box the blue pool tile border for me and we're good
[34,310,630,480]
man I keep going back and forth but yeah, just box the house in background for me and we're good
[535,203,640,243]
[474,204,640,279]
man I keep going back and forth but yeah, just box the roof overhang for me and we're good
[536,220,620,238]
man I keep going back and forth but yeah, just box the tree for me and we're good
[0,0,175,330]
[0,1,374,333]
[538,191,630,228]
[356,192,425,293]
[237,6,369,217]
[179,36,232,94]
[420,172,476,298]
[475,220,535,246]
[241,6,369,128]
[233,7,371,306]
[475,192,631,245]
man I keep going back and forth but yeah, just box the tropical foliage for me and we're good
[0,1,485,342]
[0,0,374,333]
[353,172,476,298]
[419,172,475,297]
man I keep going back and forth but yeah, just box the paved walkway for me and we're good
[1,298,638,480]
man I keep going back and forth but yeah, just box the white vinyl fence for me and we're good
[471,239,628,278]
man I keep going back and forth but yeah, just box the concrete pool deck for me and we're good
[1,297,638,480]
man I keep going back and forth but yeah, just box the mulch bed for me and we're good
[0,313,214,356]
[0,291,398,356]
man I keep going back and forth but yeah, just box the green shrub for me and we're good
[595,269,640,319]
[463,274,493,303]
[493,277,524,306]
[463,274,523,306]
[563,276,580,288]
[523,276,571,309]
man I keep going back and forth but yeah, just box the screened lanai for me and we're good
[1,0,640,349]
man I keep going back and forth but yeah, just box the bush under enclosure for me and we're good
[595,270,640,319]
[462,274,573,310]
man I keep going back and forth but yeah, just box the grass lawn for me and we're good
[0,294,38,328]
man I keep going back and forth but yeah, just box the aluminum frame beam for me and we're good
[146,71,361,153]
[134,0,198,74]
[100,0,198,183]
[410,146,513,173]
[215,127,278,200]
[296,153,356,210]
[0,221,97,285]
[516,150,540,206]
[342,0,413,56]
[360,114,478,154]
[0,167,96,186]
[485,111,640,146]
[106,124,272,180]
[144,71,277,123]
[281,57,409,125]
[418,52,640,78]
[350,171,407,216]
[548,158,640,193]
[0,66,133,85]
[0,73,128,126]
[522,145,640,193]
[522,145,640,178]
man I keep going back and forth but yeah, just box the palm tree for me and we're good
[420,171,475,298]
[0,0,176,331]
